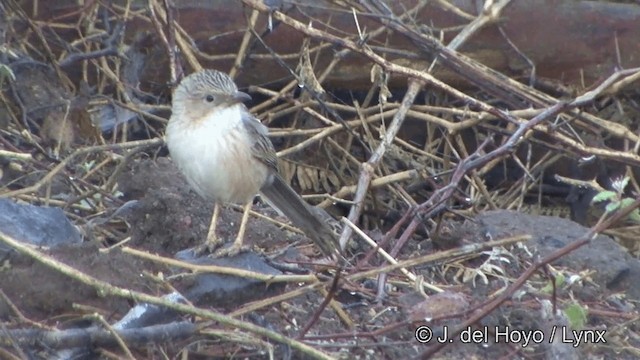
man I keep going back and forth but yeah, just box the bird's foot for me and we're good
[189,238,224,257]
[212,243,250,258]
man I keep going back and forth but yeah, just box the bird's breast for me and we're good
[166,107,269,204]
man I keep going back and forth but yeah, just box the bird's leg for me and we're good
[195,202,222,253]
[191,203,223,256]
[214,202,252,257]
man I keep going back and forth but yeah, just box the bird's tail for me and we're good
[260,175,340,258]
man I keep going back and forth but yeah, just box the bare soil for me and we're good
[2,157,638,358]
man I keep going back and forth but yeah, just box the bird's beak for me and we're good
[233,91,252,103]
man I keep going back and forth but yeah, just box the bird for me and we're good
[165,69,340,258]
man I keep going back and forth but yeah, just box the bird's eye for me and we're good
[205,94,215,102]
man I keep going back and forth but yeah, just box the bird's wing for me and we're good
[241,110,279,172]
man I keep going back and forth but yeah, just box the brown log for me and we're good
[13,0,640,90]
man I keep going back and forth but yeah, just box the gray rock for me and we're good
[477,210,640,300]
[0,198,81,252]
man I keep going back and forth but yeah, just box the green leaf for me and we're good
[619,197,635,209]
[0,64,16,86]
[564,303,588,330]
[619,177,630,192]
[605,201,621,214]
[540,273,565,294]
[592,191,617,204]
[628,209,640,223]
